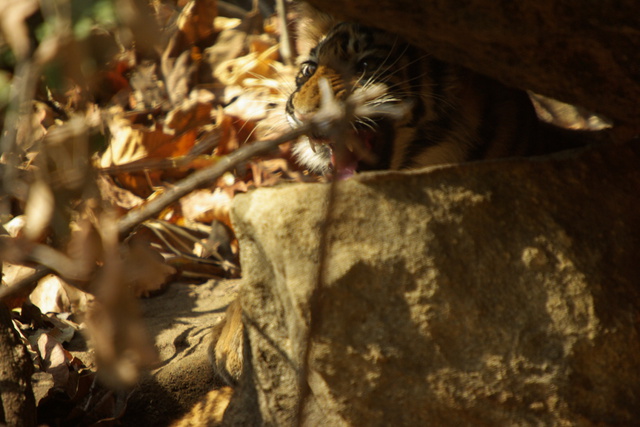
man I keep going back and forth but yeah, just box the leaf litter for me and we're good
[0,0,315,424]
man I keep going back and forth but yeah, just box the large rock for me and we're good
[225,141,640,426]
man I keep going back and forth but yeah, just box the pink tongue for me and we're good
[329,131,374,180]
[331,148,358,180]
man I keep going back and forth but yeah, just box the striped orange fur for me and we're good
[286,5,576,177]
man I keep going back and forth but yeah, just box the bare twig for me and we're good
[116,124,311,238]
[0,265,51,304]
[276,0,294,66]
[1,60,37,202]
[0,125,308,302]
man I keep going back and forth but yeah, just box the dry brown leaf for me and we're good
[529,92,612,130]
[102,113,198,167]
[214,112,259,156]
[164,89,216,134]
[1,262,36,308]
[112,171,163,198]
[103,123,197,165]
[203,27,247,74]
[45,314,80,344]
[23,179,54,241]
[102,111,148,166]
[101,109,203,194]
[1,262,35,286]
[123,240,177,298]
[163,49,197,106]
[3,215,27,238]
[214,16,241,32]
[213,112,240,155]
[179,187,232,227]
[129,62,166,110]
[29,274,71,314]
[37,332,74,389]
[100,59,133,97]
[29,274,93,316]
[176,0,218,46]
[97,175,145,212]
[214,43,281,86]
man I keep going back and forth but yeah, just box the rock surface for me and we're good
[225,141,640,426]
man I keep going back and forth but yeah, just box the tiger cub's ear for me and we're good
[294,2,337,59]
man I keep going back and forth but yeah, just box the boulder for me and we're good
[225,141,640,426]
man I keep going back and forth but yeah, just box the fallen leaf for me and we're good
[23,179,54,241]
[29,273,93,316]
[141,219,239,279]
[180,187,232,227]
[97,175,145,212]
[176,0,218,46]
[123,239,177,297]
[163,49,197,106]
[214,43,281,86]
[3,215,27,238]
[1,262,36,308]
[37,332,73,388]
[29,274,71,314]
[128,62,167,110]
[203,27,247,74]
[164,89,216,134]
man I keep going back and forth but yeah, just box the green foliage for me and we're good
[30,0,120,93]
[71,0,118,39]
[0,46,16,71]
[0,70,11,109]
[41,61,65,95]
[36,0,119,42]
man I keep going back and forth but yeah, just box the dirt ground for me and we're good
[31,278,239,426]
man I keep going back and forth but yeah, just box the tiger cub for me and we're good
[286,4,586,178]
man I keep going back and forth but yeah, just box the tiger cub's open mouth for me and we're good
[294,125,381,180]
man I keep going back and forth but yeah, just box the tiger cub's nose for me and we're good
[294,110,315,123]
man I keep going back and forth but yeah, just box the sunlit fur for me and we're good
[286,8,542,174]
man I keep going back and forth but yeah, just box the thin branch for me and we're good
[276,0,294,66]
[1,60,37,202]
[116,124,310,238]
[1,125,308,302]
[0,265,52,302]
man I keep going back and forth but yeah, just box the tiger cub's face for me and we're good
[286,7,543,176]
[286,22,416,177]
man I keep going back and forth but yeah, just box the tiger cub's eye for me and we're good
[300,61,318,77]
[356,59,369,73]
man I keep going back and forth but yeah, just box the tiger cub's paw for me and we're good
[171,386,233,427]
[208,299,244,386]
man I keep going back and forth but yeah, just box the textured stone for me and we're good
[226,141,640,426]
